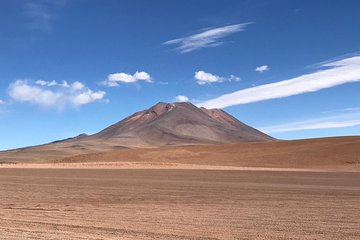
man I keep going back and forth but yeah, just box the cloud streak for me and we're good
[321,107,360,114]
[163,23,251,53]
[197,56,360,109]
[8,79,106,109]
[260,115,360,133]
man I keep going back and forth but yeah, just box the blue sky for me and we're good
[0,0,360,150]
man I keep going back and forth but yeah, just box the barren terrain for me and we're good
[0,168,359,239]
[0,136,359,239]
[0,137,359,171]
[3,136,356,171]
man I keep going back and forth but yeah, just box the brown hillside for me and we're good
[50,136,360,171]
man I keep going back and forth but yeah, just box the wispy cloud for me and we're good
[35,79,69,88]
[8,79,106,110]
[102,71,153,87]
[195,70,240,85]
[260,114,360,133]
[255,65,270,72]
[163,23,251,53]
[321,107,360,114]
[197,55,360,109]
[23,0,67,32]
[174,95,189,102]
[0,100,6,118]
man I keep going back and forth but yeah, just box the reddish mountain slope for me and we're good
[0,102,274,162]
[89,102,274,146]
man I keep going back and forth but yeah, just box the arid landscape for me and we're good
[0,103,360,239]
[0,130,359,239]
[0,168,359,239]
[1,1,360,239]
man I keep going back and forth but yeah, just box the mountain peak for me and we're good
[150,102,175,116]
[90,102,274,146]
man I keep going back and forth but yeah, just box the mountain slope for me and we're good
[0,102,274,162]
[88,102,274,145]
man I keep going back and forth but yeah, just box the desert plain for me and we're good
[0,136,359,239]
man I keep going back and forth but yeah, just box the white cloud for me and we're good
[194,70,240,85]
[163,23,251,53]
[174,95,189,102]
[103,71,152,87]
[36,80,70,88]
[255,65,270,72]
[8,79,106,109]
[195,71,223,85]
[35,80,50,86]
[229,75,241,81]
[0,100,5,105]
[71,81,85,90]
[197,56,360,109]
[9,81,61,107]
[133,71,151,81]
[72,89,105,105]
[260,116,360,133]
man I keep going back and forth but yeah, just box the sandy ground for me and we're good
[0,136,359,239]
[0,168,359,239]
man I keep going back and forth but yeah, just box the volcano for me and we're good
[89,102,274,145]
[0,102,274,162]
